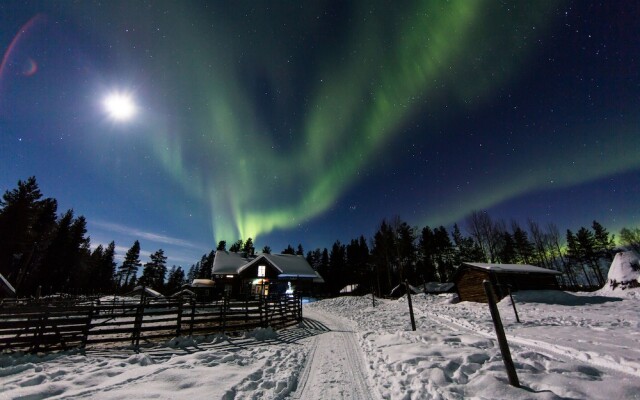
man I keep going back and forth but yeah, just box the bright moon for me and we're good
[104,93,136,121]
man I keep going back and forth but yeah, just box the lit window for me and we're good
[258,265,266,277]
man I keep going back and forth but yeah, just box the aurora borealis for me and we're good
[1,1,639,265]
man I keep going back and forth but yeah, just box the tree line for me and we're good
[1,177,639,297]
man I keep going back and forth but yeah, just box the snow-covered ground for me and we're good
[2,289,639,399]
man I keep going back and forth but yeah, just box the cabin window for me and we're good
[258,265,266,277]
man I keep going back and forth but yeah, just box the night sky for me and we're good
[1,1,639,267]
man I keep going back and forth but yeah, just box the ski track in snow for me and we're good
[426,304,640,378]
[289,308,380,400]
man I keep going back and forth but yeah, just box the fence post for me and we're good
[405,280,416,331]
[245,296,249,322]
[132,294,145,349]
[259,294,264,327]
[189,299,196,336]
[81,302,95,348]
[483,280,520,387]
[221,295,227,333]
[176,300,183,337]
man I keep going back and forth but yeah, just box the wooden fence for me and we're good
[0,294,302,353]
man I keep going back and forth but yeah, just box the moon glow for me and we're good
[104,92,136,121]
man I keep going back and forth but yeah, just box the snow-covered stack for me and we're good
[605,251,640,291]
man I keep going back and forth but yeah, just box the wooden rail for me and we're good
[0,294,303,352]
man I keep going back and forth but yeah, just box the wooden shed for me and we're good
[453,262,561,302]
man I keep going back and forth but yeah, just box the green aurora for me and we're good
[84,0,637,242]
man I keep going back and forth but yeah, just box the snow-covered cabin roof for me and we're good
[213,251,321,280]
[128,286,164,297]
[424,282,455,293]
[240,254,318,278]
[212,251,253,275]
[463,262,561,275]
[0,273,16,298]
[191,278,215,287]
[171,288,196,298]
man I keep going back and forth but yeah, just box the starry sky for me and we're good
[1,1,639,267]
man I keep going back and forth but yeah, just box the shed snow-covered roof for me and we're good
[463,263,561,275]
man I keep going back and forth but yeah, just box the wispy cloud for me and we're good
[89,220,203,249]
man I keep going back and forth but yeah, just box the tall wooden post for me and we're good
[405,280,416,331]
[507,285,520,323]
[371,286,376,308]
[483,280,520,387]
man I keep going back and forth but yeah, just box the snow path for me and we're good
[426,301,640,378]
[290,308,381,400]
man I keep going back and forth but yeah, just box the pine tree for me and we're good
[140,249,167,289]
[451,223,483,264]
[371,220,395,293]
[0,177,58,292]
[243,238,255,256]
[88,242,116,293]
[216,240,227,251]
[261,245,272,254]
[433,226,455,281]
[197,251,214,279]
[328,241,346,295]
[118,241,141,290]
[498,232,517,264]
[229,239,243,252]
[566,230,593,287]
[165,265,186,294]
[282,244,295,255]
[512,225,535,264]
[186,263,200,283]
[576,227,605,286]
[37,210,91,294]
[101,241,117,292]
[418,226,437,283]
[296,244,304,256]
[591,221,615,261]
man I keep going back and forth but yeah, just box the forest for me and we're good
[1,177,639,297]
